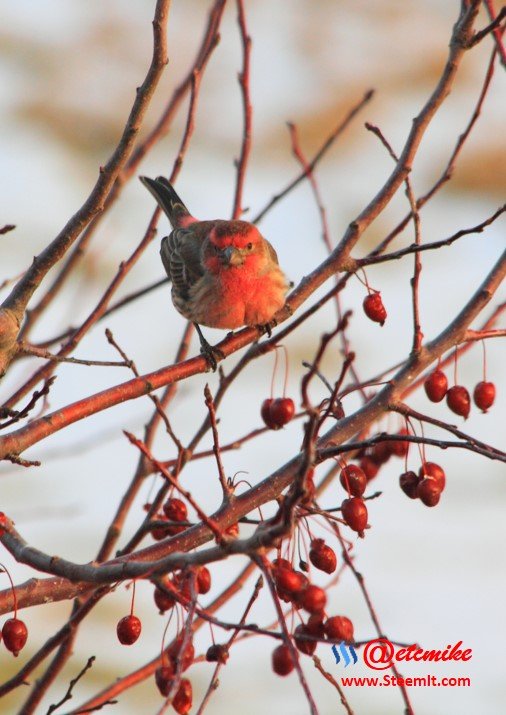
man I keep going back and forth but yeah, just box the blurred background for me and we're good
[1,1,505,713]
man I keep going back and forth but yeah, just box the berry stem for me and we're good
[481,339,487,381]
[130,579,137,617]
[281,344,289,398]
[0,561,18,618]
[270,347,279,400]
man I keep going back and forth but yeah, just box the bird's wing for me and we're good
[161,228,205,301]
[265,239,280,265]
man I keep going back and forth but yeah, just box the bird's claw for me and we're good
[200,343,225,372]
[257,319,277,338]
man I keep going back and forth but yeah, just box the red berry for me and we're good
[151,514,171,541]
[306,614,325,638]
[418,462,446,492]
[155,665,174,696]
[274,568,307,596]
[359,456,380,481]
[363,292,387,325]
[154,582,177,613]
[272,644,295,676]
[294,624,317,655]
[369,440,392,466]
[424,369,448,402]
[299,585,327,614]
[163,497,188,522]
[341,497,368,536]
[339,464,367,497]
[446,385,471,419]
[399,471,421,499]
[324,615,354,642]
[2,618,28,657]
[206,643,229,664]
[196,566,211,595]
[473,381,496,412]
[309,539,337,574]
[269,398,296,429]
[390,428,410,458]
[417,478,441,507]
[173,678,192,715]
[272,558,293,571]
[167,636,195,672]
[261,398,276,429]
[116,614,142,645]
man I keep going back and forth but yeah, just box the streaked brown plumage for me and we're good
[140,176,289,365]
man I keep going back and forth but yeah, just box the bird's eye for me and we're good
[246,242,253,251]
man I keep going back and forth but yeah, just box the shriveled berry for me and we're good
[339,464,367,497]
[206,643,229,664]
[417,478,441,507]
[196,566,211,595]
[363,292,387,325]
[424,369,448,402]
[116,614,142,645]
[309,539,337,574]
[272,644,294,676]
[418,462,446,492]
[163,497,187,522]
[473,381,496,412]
[269,398,296,429]
[155,665,174,696]
[341,497,368,536]
[173,678,192,715]
[299,585,327,614]
[324,615,354,642]
[294,624,317,655]
[446,385,471,419]
[399,471,421,499]
[2,618,28,656]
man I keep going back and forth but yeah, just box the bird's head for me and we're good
[203,220,266,273]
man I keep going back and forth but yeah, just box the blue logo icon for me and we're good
[332,641,358,667]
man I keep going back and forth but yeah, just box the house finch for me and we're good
[140,175,289,368]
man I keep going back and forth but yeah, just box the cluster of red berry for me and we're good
[400,461,446,507]
[424,368,495,418]
[155,635,194,713]
[270,555,354,676]
[150,497,189,540]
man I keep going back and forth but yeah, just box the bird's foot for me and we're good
[257,319,277,338]
[194,323,224,372]
[200,341,225,372]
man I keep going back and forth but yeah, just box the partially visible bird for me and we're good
[140,175,289,369]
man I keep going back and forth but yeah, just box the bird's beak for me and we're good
[220,246,244,267]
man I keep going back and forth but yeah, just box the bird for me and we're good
[140,175,289,369]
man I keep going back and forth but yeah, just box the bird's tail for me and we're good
[140,176,194,228]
